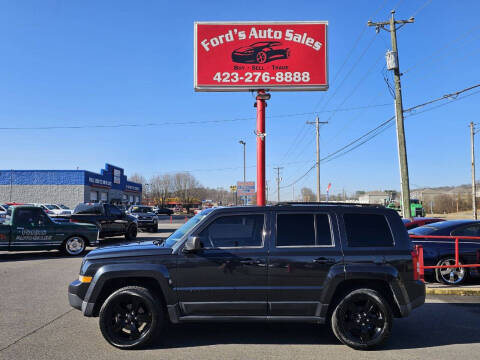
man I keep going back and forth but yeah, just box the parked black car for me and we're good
[70,203,138,240]
[154,207,173,216]
[231,41,290,64]
[409,220,480,285]
[68,204,424,350]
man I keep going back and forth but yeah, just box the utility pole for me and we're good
[470,122,477,219]
[306,117,328,202]
[274,167,283,203]
[368,10,414,218]
[292,184,295,202]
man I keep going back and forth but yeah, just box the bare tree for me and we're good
[172,172,201,210]
[301,187,315,202]
[149,174,173,206]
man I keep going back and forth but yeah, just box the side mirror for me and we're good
[184,236,202,253]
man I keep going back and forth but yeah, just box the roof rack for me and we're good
[273,201,386,207]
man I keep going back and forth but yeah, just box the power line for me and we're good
[280,83,480,188]
[0,104,391,131]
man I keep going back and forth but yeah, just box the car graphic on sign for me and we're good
[231,41,290,64]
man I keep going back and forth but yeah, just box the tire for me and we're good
[99,286,164,349]
[435,257,468,285]
[125,225,137,240]
[331,288,392,350]
[61,236,86,256]
[256,51,267,64]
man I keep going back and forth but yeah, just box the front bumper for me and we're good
[68,279,91,314]
[137,220,157,228]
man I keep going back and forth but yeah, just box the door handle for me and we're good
[374,257,386,265]
[313,257,335,264]
[16,227,24,230]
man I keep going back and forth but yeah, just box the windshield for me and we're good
[58,204,69,209]
[163,210,212,247]
[131,206,153,213]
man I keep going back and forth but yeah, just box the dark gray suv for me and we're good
[69,203,425,350]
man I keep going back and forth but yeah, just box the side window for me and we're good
[199,214,264,248]
[451,225,480,237]
[343,213,394,247]
[15,209,49,227]
[276,213,333,247]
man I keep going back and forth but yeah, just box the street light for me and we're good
[239,140,246,205]
[239,140,246,183]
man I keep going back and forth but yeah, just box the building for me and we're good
[358,191,390,205]
[0,164,142,209]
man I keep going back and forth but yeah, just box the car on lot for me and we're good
[70,203,138,240]
[409,219,480,285]
[68,204,424,350]
[128,205,159,232]
[153,207,173,216]
[403,217,445,230]
[0,204,7,222]
[0,205,98,255]
[232,41,290,64]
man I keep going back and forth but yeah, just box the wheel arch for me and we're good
[84,264,174,317]
[326,279,402,319]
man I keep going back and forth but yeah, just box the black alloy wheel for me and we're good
[331,288,392,350]
[99,286,163,349]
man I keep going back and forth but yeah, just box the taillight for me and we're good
[70,218,79,223]
[412,245,424,282]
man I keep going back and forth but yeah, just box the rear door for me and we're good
[268,210,343,316]
[450,224,480,265]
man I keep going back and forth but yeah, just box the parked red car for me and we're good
[402,217,445,230]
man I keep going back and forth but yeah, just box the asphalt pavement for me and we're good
[1,227,480,360]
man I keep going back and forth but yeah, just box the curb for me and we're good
[426,287,480,296]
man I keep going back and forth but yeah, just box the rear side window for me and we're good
[277,213,333,247]
[343,213,394,247]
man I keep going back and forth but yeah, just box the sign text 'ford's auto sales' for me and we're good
[194,21,328,91]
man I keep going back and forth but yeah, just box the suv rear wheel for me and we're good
[99,286,163,349]
[331,288,392,350]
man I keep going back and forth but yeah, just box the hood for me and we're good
[86,239,172,259]
[131,212,156,217]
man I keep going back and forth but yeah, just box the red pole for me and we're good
[256,90,267,206]
[455,238,459,266]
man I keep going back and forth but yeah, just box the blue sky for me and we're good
[2,0,480,200]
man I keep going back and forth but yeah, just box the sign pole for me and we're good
[256,90,269,206]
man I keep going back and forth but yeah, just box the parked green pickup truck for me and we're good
[0,205,99,255]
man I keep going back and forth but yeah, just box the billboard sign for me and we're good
[237,181,256,196]
[194,21,328,91]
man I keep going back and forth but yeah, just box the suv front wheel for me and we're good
[99,286,164,349]
[331,288,392,350]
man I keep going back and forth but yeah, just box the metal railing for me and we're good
[410,235,480,281]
